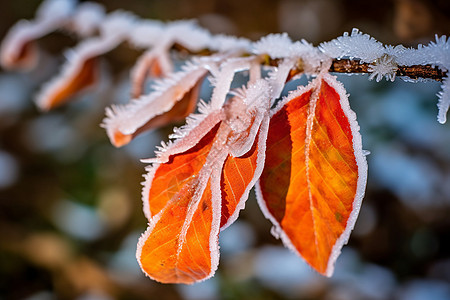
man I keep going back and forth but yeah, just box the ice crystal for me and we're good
[319,28,384,63]
[437,76,450,124]
[252,33,293,58]
[368,54,398,82]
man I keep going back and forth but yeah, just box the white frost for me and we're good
[36,0,76,21]
[252,33,293,59]
[437,76,450,124]
[128,20,165,49]
[368,54,398,82]
[103,56,225,146]
[319,28,384,63]
[98,10,137,39]
[320,30,449,123]
[71,2,106,37]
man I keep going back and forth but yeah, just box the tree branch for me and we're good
[329,59,447,82]
[172,43,448,82]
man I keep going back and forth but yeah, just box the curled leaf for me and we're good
[256,74,368,276]
[103,56,230,147]
[130,49,172,97]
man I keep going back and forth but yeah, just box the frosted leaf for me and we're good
[252,33,294,59]
[319,28,384,63]
[0,0,76,70]
[70,2,106,37]
[102,57,226,147]
[368,54,398,82]
[36,36,121,110]
[226,79,272,157]
[256,73,368,277]
[128,20,165,49]
[98,10,136,39]
[36,0,76,21]
[140,79,271,244]
[0,21,40,70]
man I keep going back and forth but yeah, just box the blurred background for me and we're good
[0,0,450,299]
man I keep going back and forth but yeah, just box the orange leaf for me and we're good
[256,74,367,276]
[106,73,205,148]
[137,81,271,283]
[137,124,221,284]
[37,57,99,111]
[0,40,39,71]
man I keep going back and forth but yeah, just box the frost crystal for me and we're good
[252,33,293,58]
[291,40,329,74]
[319,28,384,63]
[437,76,450,124]
[368,54,398,82]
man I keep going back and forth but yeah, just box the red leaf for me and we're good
[256,74,367,276]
